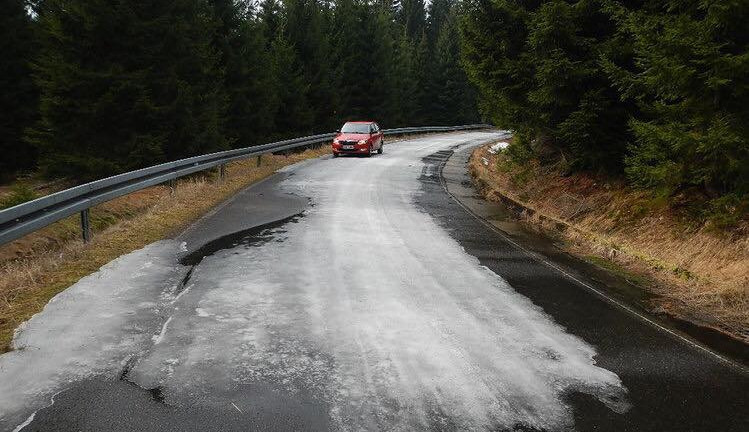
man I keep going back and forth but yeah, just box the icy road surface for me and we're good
[0,132,629,431]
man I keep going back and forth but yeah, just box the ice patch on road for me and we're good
[152,316,174,345]
[0,241,186,429]
[129,133,629,431]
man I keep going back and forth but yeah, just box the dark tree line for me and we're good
[1,0,38,178]
[1,0,479,181]
[461,0,749,218]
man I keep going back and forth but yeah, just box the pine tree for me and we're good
[460,0,538,139]
[461,0,633,171]
[14,0,482,183]
[1,0,38,178]
[433,5,478,125]
[610,0,749,199]
[210,0,277,147]
[31,0,227,181]
[397,0,426,40]
[386,30,420,126]
[259,0,284,41]
[282,0,339,131]
[413,32,437,124]
[427,0,453,47]
[331,0,391,122]
[269,33,314,138]
[528,0,632,170]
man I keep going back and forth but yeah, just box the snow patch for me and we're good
[488,141,510,154]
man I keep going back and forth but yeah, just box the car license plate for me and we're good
[343,145,354,150]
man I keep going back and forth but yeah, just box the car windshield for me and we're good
[340,123,371,134]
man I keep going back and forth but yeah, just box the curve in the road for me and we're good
[0,132,746,432]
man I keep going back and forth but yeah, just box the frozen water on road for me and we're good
[0,241,188,428]
[0,132,629,431]
[131,132,629,430]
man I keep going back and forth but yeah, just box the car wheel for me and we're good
[333,152,339,158]
[377,142,383,154]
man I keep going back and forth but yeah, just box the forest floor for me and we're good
[470,141,748,344]
[0,147,331,352]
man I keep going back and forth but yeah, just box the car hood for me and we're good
[336,133,369,141]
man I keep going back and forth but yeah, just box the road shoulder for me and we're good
[439,143,749,369]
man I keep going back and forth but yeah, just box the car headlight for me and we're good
[333,139,340,144]
[358,139,367,144]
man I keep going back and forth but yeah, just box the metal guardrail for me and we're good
[0,124,491,245]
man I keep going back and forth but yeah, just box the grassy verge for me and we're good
[0,147,330,352]
[470,142,748,342]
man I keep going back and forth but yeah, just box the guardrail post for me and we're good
[256,155,262,167]
[168,179,176,195]
[219,164,227,180]
[80,209,92,244]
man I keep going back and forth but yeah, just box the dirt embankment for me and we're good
[470,141,748,343]
[0,148,331,352]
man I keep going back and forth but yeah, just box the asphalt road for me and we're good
[0,132,746,431]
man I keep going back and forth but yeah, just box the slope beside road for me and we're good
[0,131,746,431]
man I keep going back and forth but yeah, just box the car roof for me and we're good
[344,121,376,124]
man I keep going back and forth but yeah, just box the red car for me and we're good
[332,121,384,157]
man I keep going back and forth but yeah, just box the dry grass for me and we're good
[470,143,749,342]
[0,147,330,352]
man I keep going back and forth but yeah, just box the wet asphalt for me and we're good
[11,134,749,431]
[416,144,748,431]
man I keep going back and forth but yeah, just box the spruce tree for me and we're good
[210,0,277,147]
[427,0,453,47]
[386,30,420,126]
[460,0,538,139]
[610,0,749,200]
[461,0,633,171]
[413,32,437,124]
[282,0,339,131]
[433,6,478,125]
[269,33,314,138]
[31,0,228,181]
[331,0,391,122]
[1,0,38,178]
[527,0,632,170]
[397,0,426,40]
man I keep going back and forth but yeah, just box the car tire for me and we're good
[333,152,339,158]
[377,142,383,154]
